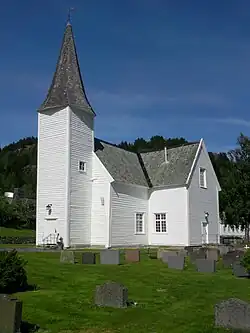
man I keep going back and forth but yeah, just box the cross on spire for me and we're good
[67,7,75,25]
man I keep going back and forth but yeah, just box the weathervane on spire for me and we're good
[67,7,75,25]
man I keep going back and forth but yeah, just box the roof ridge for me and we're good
[95,138,138,154]
[139,141,200,154]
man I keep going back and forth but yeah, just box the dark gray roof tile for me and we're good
[95,139,199,187]
[38,23,94,114]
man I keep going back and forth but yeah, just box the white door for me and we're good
[201,222,209,244]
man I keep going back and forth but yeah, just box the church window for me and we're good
[155,213,167,233]
[135,213,145,234]
[78,161,86,172]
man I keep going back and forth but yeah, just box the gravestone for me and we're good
[0,294,23,333]
[177,249,187,256]
[196,259,216,273]
[206,248,219,261]
[125,249,140,263]
[157,248,165,259]
[168,255,185,270]
[95,282,128,308]
[161,251,178,263]
[82,252,96,264]
[215,298,250,331]
[189,250,206,263]
[219,245,231,256]
[100,249,120,265]
[232,261,249,278]
[60,250,75,264]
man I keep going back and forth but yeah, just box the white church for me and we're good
[36,21,222,248]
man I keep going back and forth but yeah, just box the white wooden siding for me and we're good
[188,146,220,245]
[110,183,148,246]
[91,153,113,247]
[149,187,188,246]
[69,107,94,246]
[36,107,69,246]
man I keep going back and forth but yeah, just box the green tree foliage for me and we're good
[118,136,188,152]
[219,134,250,238]
[0,196,35,230]
[0,249,28,293]
[0,137,37,198]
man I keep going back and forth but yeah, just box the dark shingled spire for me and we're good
[38,22,95,114]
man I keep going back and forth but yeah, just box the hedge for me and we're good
[0,236,35,244]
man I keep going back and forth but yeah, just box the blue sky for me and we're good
[1,0,250,152]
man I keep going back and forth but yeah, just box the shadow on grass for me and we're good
[21,321,39,333]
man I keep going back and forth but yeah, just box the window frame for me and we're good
[135,212,145,234]
[78,160,86,173]
[154,213,167,233]
[199,167,207,189]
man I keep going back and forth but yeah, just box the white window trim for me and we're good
[199,167,207,189]
[78,160,86,173]
[154,212,167,233]
[135,212,145,235]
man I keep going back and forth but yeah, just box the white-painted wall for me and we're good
[148,187,189,246]
[91,154,113,247]
[110,182,148,246]
[36,107,69,246]
[188,145,220,245]
[69,107,94,246]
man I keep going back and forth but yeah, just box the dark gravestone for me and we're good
[100,250,120,265]
[161,251,178,263]
[95,282,128,308]
[232,261,249,278]
[125,249,140,263]
[223,250,244,268]
[60,250,75,264]
[0,294,22,333]
[206,248,219,261]
[215,298,250,331]
[168,255,185,270]
[82,252,96,264]
[196,259,216,273]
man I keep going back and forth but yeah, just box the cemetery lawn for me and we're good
[16,251,250,333]
[0,227,35,237]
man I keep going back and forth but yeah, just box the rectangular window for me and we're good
[155,213,167,233]
[199,167,207,188]
[78,161,86,173]
[135,213,145,234]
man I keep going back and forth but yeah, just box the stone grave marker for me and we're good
[0,294,23,333]
[189,249,206,263]
[60,250,75,264]
[82,252,96,264]
[168,255,185,270]
[125,249,140,263]
[95,282,128,308]
[157,248,165,259]
[100,249,120,265]
[215,298,250,331]
[196,259,216,273]
[218,245,231,256]
[232,261,249,278]
[161,251,178,263]
[206,248,219,261]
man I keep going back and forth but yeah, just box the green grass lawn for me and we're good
[12,251,250,333]
[0,227,35,237]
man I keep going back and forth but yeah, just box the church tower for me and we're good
[36,21,95,248]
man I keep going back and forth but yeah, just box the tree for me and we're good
[221,133,250,241]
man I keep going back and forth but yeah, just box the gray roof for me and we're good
[95,139,199,187]
[38,23,94,114]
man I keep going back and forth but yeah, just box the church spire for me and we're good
[38,19,95,115]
